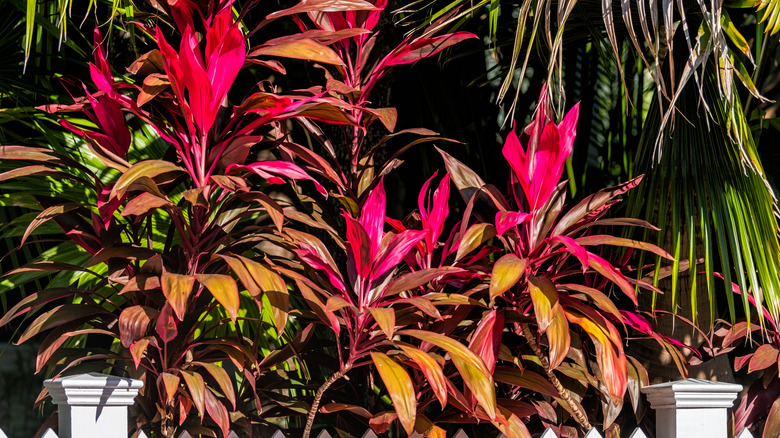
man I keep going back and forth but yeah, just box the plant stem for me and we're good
[302,362,353,438]
[521,324,592,430]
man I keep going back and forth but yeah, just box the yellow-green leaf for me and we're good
[252,39,345,65]
[112,160,185,199]
[400,345,448,408]
[457,223,496,260]
[180,371,206,418]
[528,276,558,332]
[221,255,288,335]
[490,254,527,301]
[494,405,532,438]
[196,274,240,322]
[367,307,396,339]
[159,372,180,403]
[161,272,195,321]
[547,308,571,369]
[371,352,416,435]
[401,330,496,419]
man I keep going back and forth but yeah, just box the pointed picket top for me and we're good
[176,431,194,438]
[736,429,756,438]
[135,430,150,438]
[540,428,559,438]
[227,431,241,438]
[270,430,286,438]
[41,428,59,438]
[361,429,379,438]
[316,430,334,438]
[452,429,470,438]
[583,429,603,438]
[627,428,649,438]
[410,432,424,438]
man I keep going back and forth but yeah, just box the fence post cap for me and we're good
[641,378,742,409]
[44,372,143,406]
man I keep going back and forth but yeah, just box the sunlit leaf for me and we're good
[370,352,416,434]
[490,254,527,301]
[161,272,196,321]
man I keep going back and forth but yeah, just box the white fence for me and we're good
[0,373,758,438]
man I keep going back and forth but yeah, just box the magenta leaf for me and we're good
[360,179,387,259]
[228,161,327,196]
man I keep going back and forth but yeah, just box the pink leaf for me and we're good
[371,229,426,281]
[228,161,327,196]
[495,211,530,237]
[360,179,387,258]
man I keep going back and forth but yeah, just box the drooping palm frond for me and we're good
[16,0,125,71]
[402,0,772,160]
[627,63,780,327]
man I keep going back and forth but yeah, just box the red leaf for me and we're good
[122,192,170,216]
[118,306,156,348]
[468,309,504,373]
[196,274,240,322]
[320,403,372,418]
[155,303,178,343]
[19,304,106,344]
[749,344,778,373]
[159,372,181,403]
[204,388,231,438]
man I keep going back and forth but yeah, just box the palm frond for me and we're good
[627,63,780,327]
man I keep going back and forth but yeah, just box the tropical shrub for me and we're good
[281,86,688,437]
[0,0,689,437]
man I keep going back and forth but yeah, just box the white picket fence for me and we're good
[0,373,759,438]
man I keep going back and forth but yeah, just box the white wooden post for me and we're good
[44,372,143,438]
[641,378,742,438]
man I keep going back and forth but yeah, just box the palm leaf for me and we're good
[627,63,780,327]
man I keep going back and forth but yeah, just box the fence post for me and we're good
[44,372,143,438]
[641,378,742,438]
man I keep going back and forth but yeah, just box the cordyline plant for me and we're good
[0,0,479,436]
[275,86,690,438]
[689,277,780,438]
